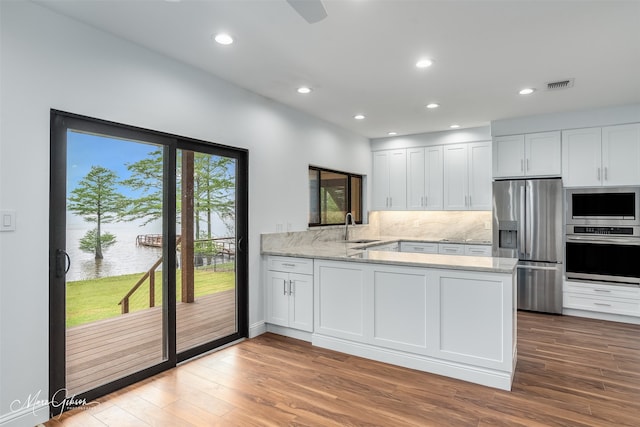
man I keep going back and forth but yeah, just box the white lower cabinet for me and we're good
[399,241,438,254]
[438,243,464,255]
[563,280,640,319]
[266,256,314,332]
[464,245,492,257]
[313,260,516,390]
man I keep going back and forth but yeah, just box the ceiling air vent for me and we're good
[546,78,574,91]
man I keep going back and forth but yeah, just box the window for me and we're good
[309,166,363,226]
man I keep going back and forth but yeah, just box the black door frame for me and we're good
[49,110,248,415]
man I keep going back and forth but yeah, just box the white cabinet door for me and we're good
[372,149,406,210]
[602,124,640,186]
[443,144,468,210]
[425,146,444,210]
[493,135,524,178]
[315,262,367,342]
[407,146,443,210]
[289,273,314,332]
[372,151,391,210]
[525,131,561,177]
[371,267,429,354]
[562,128,602,187]
[468,142,492,210]
[406,148,426,210]
[266,270,290,327]
[388,149,407,210]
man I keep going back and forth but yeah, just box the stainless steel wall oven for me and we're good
[565,187,640,286]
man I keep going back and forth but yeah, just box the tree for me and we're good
[193,153,235,239]
[68,166,126,259]
[79,228,116,254]
[120,149,164,226]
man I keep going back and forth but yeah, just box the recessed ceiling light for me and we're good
[388,132,398,136]
[450,124,460,129]
[297,86,312,94]
[354,114,366,120]
[426,103,440,109]
[416,59,434,68]
[214,33,233,45]
[519,88,535,95]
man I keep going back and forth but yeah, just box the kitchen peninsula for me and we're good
[261,229,518,390]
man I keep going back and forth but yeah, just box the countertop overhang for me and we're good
[262,238,517,274]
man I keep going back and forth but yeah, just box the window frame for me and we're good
[308,165,363,227]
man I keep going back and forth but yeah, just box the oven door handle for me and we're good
[566,236,640,245]
[516,264,558,271]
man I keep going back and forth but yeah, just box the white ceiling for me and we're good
[36,0,640,138]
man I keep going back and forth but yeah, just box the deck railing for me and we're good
[118,236,235,314]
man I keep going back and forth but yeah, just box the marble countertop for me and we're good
[262,239,517,274]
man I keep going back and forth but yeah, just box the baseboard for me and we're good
[249,320,267,338]
[0,403,49,427]
[265,324,312,342]
[563,309,640,325]
[312,334,513,391]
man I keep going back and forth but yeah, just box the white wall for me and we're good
[491,103,640,136]
[370,126,491,151]
[0,2,370,425]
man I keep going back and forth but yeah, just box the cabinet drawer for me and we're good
[267,256,313,275]
[564,293,640,317]
[563,281,640,299]
[464,245,492,257]
[400,242,438,254]
[438,243,464,255]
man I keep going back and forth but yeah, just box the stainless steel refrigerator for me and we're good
[492,178,563,314]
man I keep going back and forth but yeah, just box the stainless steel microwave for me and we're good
[566,187,640,227]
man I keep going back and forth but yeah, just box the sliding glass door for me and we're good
[50,110,247,412]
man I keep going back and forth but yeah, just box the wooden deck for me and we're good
[66,289,236,395]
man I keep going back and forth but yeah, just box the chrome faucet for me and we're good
[344,212,355,241]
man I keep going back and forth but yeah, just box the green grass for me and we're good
[66,267,235,328]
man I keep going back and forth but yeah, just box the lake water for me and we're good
[66,226,163,282]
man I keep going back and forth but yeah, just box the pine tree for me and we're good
[68,166,126,259]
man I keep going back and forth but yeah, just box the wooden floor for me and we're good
[66,290,236,394]
[48,311,640,426]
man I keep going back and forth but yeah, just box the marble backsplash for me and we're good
[261,211,492,251]
[369,211,492,242]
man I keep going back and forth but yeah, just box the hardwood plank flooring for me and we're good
[47,312,640,426]
[65,290,236,394]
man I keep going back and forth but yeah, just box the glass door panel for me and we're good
[64,131,167,395]
[176,149,238,353]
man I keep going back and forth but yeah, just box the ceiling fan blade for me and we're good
[286,0,327,24]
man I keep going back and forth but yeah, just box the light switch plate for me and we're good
[0,210,16,232]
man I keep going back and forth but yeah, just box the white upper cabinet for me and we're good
[372,149,407,210]
[406,146,443,210]
[493,131,561,178]
[602,124,640,186]
[444,142,492,211]
[562,124,640,187]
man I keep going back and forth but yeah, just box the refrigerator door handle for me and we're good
[518,184,527,258]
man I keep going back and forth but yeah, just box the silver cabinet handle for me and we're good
[469,195,472,207]
[424,195,428,207]
[594,288,611,293]
[290,280,295,295]
[526,158,530,171]
[520,159,524,172]
[604,167,608,181]
[597,167,601,181]
[283,279,287,295]
[594,302,611,307]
